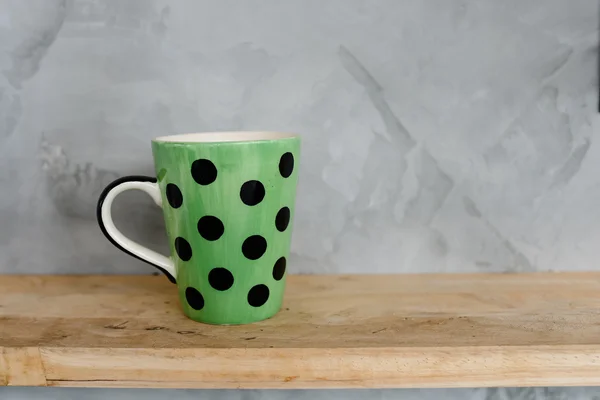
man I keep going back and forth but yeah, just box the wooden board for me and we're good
[1,273,600,388]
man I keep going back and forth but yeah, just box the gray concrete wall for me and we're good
[0,0,598,399]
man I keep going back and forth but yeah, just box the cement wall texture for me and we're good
[0,0,598,399]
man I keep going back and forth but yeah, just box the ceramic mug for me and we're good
[96,131,300,324]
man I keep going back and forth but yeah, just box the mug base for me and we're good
[182,307,281,325]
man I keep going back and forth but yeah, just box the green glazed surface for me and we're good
[151,136,300,325]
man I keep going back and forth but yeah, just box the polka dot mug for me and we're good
[96,131,300,324]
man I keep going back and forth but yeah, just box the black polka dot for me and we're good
[208,267,234,291]
[197,216,224,241]
[185,287,204,310]
[242,235,267,260]
[191,159,217,185]
[275,207,290,232]
[273,257,286,281]
[165,183,183,208]
[279,152,294,178]
[247,284,270,307]
[240,180,265,206]
[174,237,192,261]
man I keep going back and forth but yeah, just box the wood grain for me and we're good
[1,273,600,388]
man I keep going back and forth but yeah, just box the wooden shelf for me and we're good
[1,273,600,389]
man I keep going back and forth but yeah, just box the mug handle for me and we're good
[96,175,177,284]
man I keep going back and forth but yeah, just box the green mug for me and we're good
[97,131,300,324]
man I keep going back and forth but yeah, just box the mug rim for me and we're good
[153,131,300,144]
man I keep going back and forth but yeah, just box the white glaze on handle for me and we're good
[99,180,177,281]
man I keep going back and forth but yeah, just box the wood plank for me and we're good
[0,348,47,386]
[1,273,600,388]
